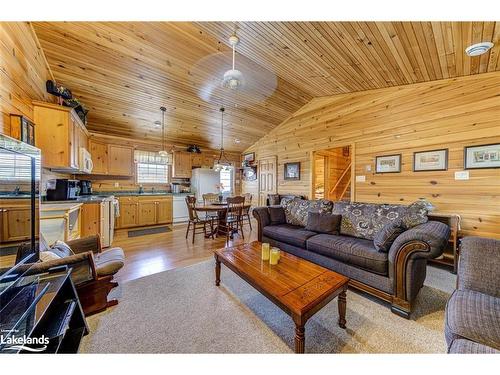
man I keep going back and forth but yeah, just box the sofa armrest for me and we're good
[458,237,500,298]
[252,206,271,241]
[389,221,450,265]
[24,252,97,285]
[67,235,102,255]
[387,221,450,316]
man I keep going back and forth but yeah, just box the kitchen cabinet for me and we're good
[0,203,34,242]
[33,101,88,172]
[117,197,139,228]
[88,141,133,176]
[191,154,203,168]
[202,155,215,168]
[89,140,109,175]
[81,202,104,238]
[156,199,173,224]
[108,145,134,176]
[116,195,172,229]
[172,151,192,178]
[138,200,157,226]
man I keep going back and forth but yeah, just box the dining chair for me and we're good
[185,195,215,243]
[221,196,245,243]
[242,193,253,230]
[202,193,220,220]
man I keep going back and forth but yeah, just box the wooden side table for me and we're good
[428,213,461,273]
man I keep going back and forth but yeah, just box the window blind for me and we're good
[134,150,171,184]
[0,151,40,181]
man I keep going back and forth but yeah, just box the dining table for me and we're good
[194,202,251,238]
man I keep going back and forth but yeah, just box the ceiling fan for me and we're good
[191,32,278,107]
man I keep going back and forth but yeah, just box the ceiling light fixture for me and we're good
[158,106,169,157]
[213,107,231,172]
[465,42,494,56]
[221,33,244,90]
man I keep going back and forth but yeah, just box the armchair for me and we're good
[18,235,124,316]
[445,236,500,353]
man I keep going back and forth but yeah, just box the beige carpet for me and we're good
[80,259,456,353]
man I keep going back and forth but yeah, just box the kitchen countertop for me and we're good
[40,192,191,204]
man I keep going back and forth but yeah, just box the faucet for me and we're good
[138,185,144,194]
[151,187,156,194]
[13,186,20,196]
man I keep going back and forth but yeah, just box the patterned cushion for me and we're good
[50,240,75,258]
[281,198,333,227]
[373,219,407,252]
[306,234,388,275]
[262,224,318,248]
[445,290,500,351]
[95,247,125,276]
[332,201,428,241]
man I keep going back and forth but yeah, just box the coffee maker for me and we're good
[78,180,93,196]
[46,179,79,201]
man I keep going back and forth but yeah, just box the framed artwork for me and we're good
[375,154,401,173]
[284,162,300,180]
[243,152,255,163]
[413,149,448,172]
[464,143,500,169]
[242,166,257,181]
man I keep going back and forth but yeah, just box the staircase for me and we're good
[328,162,351,201]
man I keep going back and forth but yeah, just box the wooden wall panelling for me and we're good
[0,22,53,136]
[243,72,500,239]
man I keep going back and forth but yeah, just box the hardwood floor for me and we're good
[111,221,257,283]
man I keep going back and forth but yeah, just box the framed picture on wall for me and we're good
[284,162,300,180]
[243,152,255,163]
[464,143,500,169]
[375,154,401,173]
[413,149,448,172]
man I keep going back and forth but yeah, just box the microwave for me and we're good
[79,147,94,174]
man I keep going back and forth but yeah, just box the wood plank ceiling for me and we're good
[32,22,500,152]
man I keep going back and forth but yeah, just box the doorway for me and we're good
[258,156,277,206]
[313,146,352,201]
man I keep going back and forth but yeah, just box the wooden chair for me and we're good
[202,192,220,220]
[185,195,215,243]
[220,196,245,243]
[242,193,253,230]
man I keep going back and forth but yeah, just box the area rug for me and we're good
[127,225,171,237]
[80,260,455,353]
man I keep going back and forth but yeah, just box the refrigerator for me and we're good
[190,168,221,203]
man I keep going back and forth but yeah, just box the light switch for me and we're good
[114,182,120,187]
[355,175,366,182]
[455,171,469,180]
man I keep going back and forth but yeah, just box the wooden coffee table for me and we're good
[213,241,349,353]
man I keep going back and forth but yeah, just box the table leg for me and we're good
[294,324,305,354]
[214,255,221,286]
[338,289,347,329]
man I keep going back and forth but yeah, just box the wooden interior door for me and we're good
[258,156,277,206]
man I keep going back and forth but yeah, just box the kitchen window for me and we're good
[219,167,233,194]
[135,150,171,184]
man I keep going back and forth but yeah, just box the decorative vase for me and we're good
[218,194,223,203]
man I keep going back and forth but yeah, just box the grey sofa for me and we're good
[445,237,500,353]
[253,198,450,318]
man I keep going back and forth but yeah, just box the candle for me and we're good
[270,248,280,265]
[261,243,270,261]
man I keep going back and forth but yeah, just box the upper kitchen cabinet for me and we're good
[88,140,109,175]
[191,154,203,168]
[172,151,192,178]
[88,139,134,176]
[108,144,133,176]
[33,101,89,172]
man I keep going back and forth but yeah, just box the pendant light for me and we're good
[213,107,230,172]
[158,106,169,157]
[221,33,244,90]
